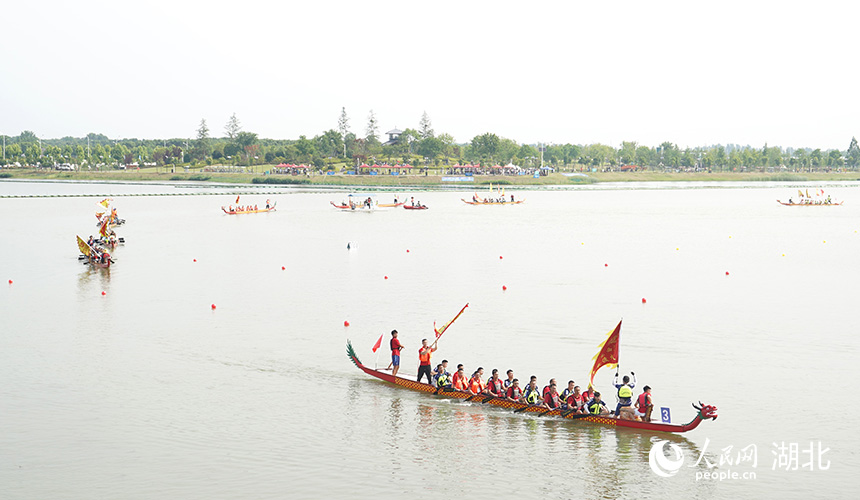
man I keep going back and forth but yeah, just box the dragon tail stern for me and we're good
[346,340,363,367]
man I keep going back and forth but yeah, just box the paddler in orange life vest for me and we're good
[634,385,653,421]
[390,330,403,377]
[452,364,469,391]
[469,367,487,395]
[486,369,505,397]
[417,338,437,384]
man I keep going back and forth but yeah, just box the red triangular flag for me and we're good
[371,333,384,353]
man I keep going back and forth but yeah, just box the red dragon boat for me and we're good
[403,204,428,210]
[345,340,717,433]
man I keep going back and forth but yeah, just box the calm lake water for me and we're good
[1,180,858,499]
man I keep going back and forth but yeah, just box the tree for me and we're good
[416,136,443,160]
[196,119,210,160]
[316,129,343,158]
[470,133,501,162]
[337,107,350,157]
[225,113,241,141]
[366,110,379,142]
[419,111,433,139]
[847,137,860,168]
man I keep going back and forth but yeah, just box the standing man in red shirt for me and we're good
[417,338,437,384]
[390,330,403,377]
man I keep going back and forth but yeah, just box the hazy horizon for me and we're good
[2,1,857,150]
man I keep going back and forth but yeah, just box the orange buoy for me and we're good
[641,298,647,304]
[211,304,216,310]
[344,320,350,327]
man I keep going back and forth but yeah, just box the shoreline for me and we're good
[2,168,859,187]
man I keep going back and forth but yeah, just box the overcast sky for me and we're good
[1,0,857,150]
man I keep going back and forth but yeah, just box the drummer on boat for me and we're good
[613,372,636,417]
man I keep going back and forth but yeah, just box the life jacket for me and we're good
[525,387,540,404]
[390,339,401,354]
[507,386,522,400]
[453,373,468,391]
[436,372,450,387]
[418,348,431,365]
[470,378,485,394]
[488,378,504,395]
[618,385,633,399]
[637,392,651,410]
[546,393,560,408]
[588,400,603,414]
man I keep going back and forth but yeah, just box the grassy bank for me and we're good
[2,167,858,187]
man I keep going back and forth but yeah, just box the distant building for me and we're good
[383,128,402,146]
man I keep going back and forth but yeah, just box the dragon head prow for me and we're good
[692,401,718,420]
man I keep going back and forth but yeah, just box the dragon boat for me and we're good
[403,204,428,210]
[77,235,112,269]
[776,199,843,206]
[461,198,525,205]
[222,203,276,214]
[346,340,717,433]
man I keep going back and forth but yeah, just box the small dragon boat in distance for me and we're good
[345,340,717,433]
[222,202,276,214]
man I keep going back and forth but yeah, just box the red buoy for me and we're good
[384,276,388,280]
[7,279,11,284]
[406,249,410,253]
[725,271,730,276]
[499,256,503,260]
[193,259,197,262]
[344,320,350,327]
[211,304,216,310]
[604,263,608,267]
[101,291,106,296]
[641,298,647,304]
[502,285,507,291]
[281,266,286,270]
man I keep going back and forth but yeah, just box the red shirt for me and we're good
[566,393,585,408]
[418,346,434,366]
[390,338,402,354]
[487,377,504,396]
[544,392,561,408]
[506,386,522,400]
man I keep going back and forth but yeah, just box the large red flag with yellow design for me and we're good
[589,320,621,387]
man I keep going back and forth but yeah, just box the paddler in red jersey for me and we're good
[634,386,653,421]
[417,339,437,384]
[390,330,403,377]
[486,369,505,397]
[506,379,523,402]
[543,383,561,409]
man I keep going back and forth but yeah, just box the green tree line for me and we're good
[3,112,859,172]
